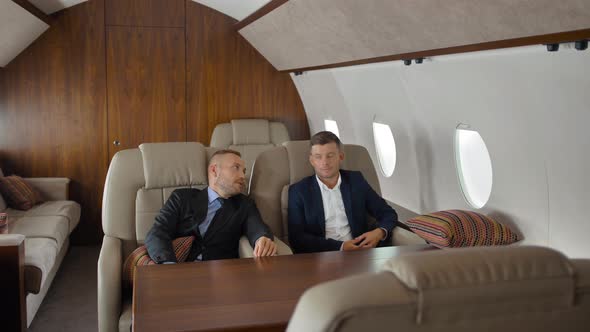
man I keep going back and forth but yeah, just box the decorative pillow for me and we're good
[123,236,195,288]
[406,210,518,248]
[0,175,44,210]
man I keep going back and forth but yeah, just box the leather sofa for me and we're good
[0,169,81,327]
[287,245,590,332]
[249,140,426,246]
[97,142,291,332]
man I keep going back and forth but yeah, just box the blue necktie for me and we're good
[199,197,224,237]
[196,197,224,261]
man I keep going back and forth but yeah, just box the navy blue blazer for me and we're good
[288,170,398,253]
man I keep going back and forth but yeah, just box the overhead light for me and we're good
[403,59,412,66]
[545,43,559,52]
[575,40,588,51]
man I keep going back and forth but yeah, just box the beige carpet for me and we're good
[28,246,100,332]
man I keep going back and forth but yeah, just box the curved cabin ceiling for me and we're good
[0,1,49,67]
[26,0,271,18]
[193,0,271,21]
[28,0,87,14]
[238,0,590,71]
[0,0,270,67]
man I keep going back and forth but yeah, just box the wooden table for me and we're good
[132,244,433,332]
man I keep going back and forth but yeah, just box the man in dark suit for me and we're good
[288,131,398,253]
[146,149,277,263]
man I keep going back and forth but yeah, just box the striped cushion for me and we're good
[123,236,195,288]
[0,175,43,210]
[406,210,518,248]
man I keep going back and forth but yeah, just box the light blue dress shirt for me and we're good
[199,187,224,237]
[195,187,224,260]
[164,187,224,264]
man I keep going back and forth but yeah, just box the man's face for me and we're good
[309,142,344,181]
[212,153,246,197]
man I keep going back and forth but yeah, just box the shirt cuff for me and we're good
[162,261,176,265]
[379,227,388,241]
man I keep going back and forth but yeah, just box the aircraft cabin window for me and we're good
[372,122,396,177]
[324,119,340,138]
[455,126,493,209]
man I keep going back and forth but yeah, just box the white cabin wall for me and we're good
[292,45,590,258]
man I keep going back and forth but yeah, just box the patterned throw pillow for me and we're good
[406,210,518,248]
[123,236,195,288]
[0,175,44,210]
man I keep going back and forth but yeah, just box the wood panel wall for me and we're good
[0,0,309,244]
[106,26,186,159]
[0,0,107,244]
[187,2,308,143]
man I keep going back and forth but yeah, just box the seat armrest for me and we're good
[392,227,426,246]
[239,236,293,258]
[98,236,122,332]
[24,178,70,201]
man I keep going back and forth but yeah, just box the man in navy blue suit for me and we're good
[288,131,398,253]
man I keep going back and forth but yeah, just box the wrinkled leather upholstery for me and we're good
[98,142,291,332]
[288,246,590,332]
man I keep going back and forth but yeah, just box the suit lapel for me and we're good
[339,173,355,235]
[310,177,326,235]
[203,197,236,241]
[191,189,209,240]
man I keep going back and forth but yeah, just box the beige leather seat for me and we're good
[97,142,291,332]
[209,119,290,192]
[287,245,590,332]
[249,140,425,246]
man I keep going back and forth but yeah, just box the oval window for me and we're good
[324,119,340,138]
[372,122,396,177]
[455,127,493,208]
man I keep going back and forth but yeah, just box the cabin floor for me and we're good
[28,246,100,332]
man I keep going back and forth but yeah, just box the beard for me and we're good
[215,176,245,197]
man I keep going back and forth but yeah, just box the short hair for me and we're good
[209,149,241,165]
[310,131,342,149]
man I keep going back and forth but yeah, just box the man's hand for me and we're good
[341,238,362,251]
[253,236,277,257]
[355,228,386,248]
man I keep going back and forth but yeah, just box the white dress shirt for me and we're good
[316,172,388,250]
[316,173,353,242]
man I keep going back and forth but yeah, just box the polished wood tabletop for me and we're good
[132,244,433,332]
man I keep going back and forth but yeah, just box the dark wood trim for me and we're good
[0,238,27,332]
[234,0,289,30]
[280,29,590,73]
[12,0,53,25]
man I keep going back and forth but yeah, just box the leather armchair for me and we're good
[97,142,291,332]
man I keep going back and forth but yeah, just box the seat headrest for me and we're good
[382,246,575,323]
[383,246,573,290]
[283,141,380,193]
[283,140,314,184]
[139,142,208,189]
[341,144,380,194]
[231,119,270,145]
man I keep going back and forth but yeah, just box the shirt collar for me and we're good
[315,172,341,191]
[207,186,221,204]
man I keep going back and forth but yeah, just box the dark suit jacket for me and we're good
[288,170,397,253]
[145,188,273,263]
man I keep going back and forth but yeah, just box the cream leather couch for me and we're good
[0,169,81,327]
[210,119,290,192]
[288,245,590,332]
[97,142,291,332]
[249,140,425,246]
